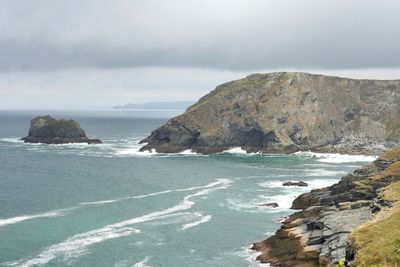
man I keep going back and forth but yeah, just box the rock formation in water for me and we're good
[140,72,400,154]
[252,147,400,266]
[21,115,102,144]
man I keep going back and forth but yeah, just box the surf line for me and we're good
[7,179,232,267]
[0,178,232,228]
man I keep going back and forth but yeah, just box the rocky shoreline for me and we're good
[252,147,400,266]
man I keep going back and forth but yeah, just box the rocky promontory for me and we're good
[252,147,400,266]
[140,72,400,154]
[21,115,102,144]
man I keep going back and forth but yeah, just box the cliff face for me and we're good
[21,115,102,144]
[140,72,400,154]
[252,147,400,266]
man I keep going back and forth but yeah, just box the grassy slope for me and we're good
[350,148,400,266]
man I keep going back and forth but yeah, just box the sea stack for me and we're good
[140,72,400,154]
[21,115,102,144]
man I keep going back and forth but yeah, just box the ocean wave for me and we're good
[0,137,23,143]
[80,199,120,205]
[226,246,268,267]
[178,149,197,155]
[8,179,232,266]
[133,257,152,267]
[116,147,157,157]
[303,168,348,177]
[6,227,141,267]
[0,208,75,227]
[293,151,377,163]
[221,147,261,155]
[0,179,231,229]
[181,213,212,230]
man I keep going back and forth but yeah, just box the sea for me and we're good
[0,109,376,267]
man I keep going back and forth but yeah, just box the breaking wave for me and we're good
[293,151,377,163]
[7,179,232,266]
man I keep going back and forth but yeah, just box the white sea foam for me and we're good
[0,179,232,229]
[178,149,197,155]
[245,249,270,267]
[259,193,299,210]
[293,151,377,163]
[0,137,23,143]
[116,147,157,157]
[80,199,120,205]
[9,179,232,266]
[224,147,248,154]
[133,257,152,267]
[6,227,141,267]
[304,168,348,177]
[0,208,75,227]
[181,213,212,230]
[229,246,269,267]
[222,147,261,155]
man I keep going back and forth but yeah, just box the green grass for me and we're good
[350,181,400,266]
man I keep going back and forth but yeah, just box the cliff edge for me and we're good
[140,72,400,154]
[21,115,102,144]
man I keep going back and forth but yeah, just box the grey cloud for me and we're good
[1,0,400,72]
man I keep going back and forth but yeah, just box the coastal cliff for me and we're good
[140,72,400,154]
[252,147,400,266]
[21,115,102,144]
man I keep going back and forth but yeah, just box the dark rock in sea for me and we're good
[282,181,308,187]
[260,202,279,208]
[140,72,400,154]
[251,148,400,266]
[21,115,102,144]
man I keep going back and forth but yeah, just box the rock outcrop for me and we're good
[21,115,102,144]
[251,147,400,266]
[140,72,400,154]
[283,181,308,187]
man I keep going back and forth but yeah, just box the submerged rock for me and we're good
[282,181,308,187]
[260,202,279,208]
[140,72,400,154]
[21,115,102,144]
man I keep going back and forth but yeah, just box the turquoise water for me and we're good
[0,110,374,267]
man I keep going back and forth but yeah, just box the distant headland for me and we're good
[112,101,194,110]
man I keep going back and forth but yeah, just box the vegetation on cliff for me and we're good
[349,148,400,266]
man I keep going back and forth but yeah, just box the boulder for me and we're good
[21,115,102,144]
[260,202,279,208]
[283,181,308,187]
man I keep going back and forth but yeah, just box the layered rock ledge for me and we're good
[252,147,400,266]
[21,115,102,144]
[140,72,400,154]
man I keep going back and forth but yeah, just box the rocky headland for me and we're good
[252,147,400,266]
[140,72,400,154]
[21,115,102,144]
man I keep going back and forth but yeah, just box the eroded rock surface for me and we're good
[141,72,400,154]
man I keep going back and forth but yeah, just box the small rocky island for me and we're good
[21,115,102,144]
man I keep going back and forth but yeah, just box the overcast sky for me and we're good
[1,0,400,109]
